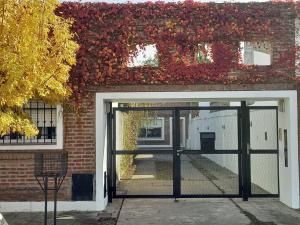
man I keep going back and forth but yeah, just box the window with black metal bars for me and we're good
[0,101,57,144]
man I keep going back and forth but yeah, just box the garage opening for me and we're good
[107,101,279,200]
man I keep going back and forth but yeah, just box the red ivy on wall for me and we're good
[59,1,300,100]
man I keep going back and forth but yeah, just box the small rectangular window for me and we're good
[200,132,216,151]
[240,41,272,65]
[127,44,158,67]
[138,117,164,140]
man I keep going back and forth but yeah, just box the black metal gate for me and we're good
[247,104,279,198]
[106,102,279,201]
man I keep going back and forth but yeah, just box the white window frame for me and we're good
[137,117,165,141]
[0,105,63,150]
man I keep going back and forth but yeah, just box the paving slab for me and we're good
[233,198,300,225]
[116,198,300,225]
[117,199,249,225]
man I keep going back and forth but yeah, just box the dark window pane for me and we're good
[138,128,147,138]
[10,132,21,140]
[47,127,56,139]
[147,127,162,138]
[37,127,43,139]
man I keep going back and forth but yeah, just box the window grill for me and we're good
[0,101,57,144]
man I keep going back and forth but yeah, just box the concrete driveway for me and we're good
[3,198,300,225]
[116,199,300,225]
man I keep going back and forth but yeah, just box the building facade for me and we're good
[0,2,299,211]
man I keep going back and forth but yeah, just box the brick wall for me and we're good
[0,93,96,201]
[60,2,296,85]
[0,151,70,201]
[63,93,96,175]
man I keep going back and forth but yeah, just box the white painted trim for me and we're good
[137,117,165,141]
[95,94,106,211]
[0,201,100,212]
[95,90,298,209]
[138,144,172,148]
[138,116,186,148]
[98,91,297,102]
[287,94,299,208]
[0,105,63,150]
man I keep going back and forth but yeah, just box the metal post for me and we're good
[107,102,113,202]
[44,177,48,225]
[173,108,181,198]
[54,177,58,225]
[112,109,117,197]
[237,108,243,197]
[241,101,250,201]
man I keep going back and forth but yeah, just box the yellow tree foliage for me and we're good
[0,0,78,136]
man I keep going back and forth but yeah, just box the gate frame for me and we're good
[108,104,279,200]
[246,104,279,198]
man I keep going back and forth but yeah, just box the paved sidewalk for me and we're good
[2,199,122,225]
[3,198,300,225]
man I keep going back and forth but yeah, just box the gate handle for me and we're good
[176,149,183,156]
[247,143,251,154]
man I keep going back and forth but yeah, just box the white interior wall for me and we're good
[278,98,299,207]
[249,109,278,194]
[253,51,271,65]
[187,102,278,194]
[278,99,290,203]
[186,109,239,174]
